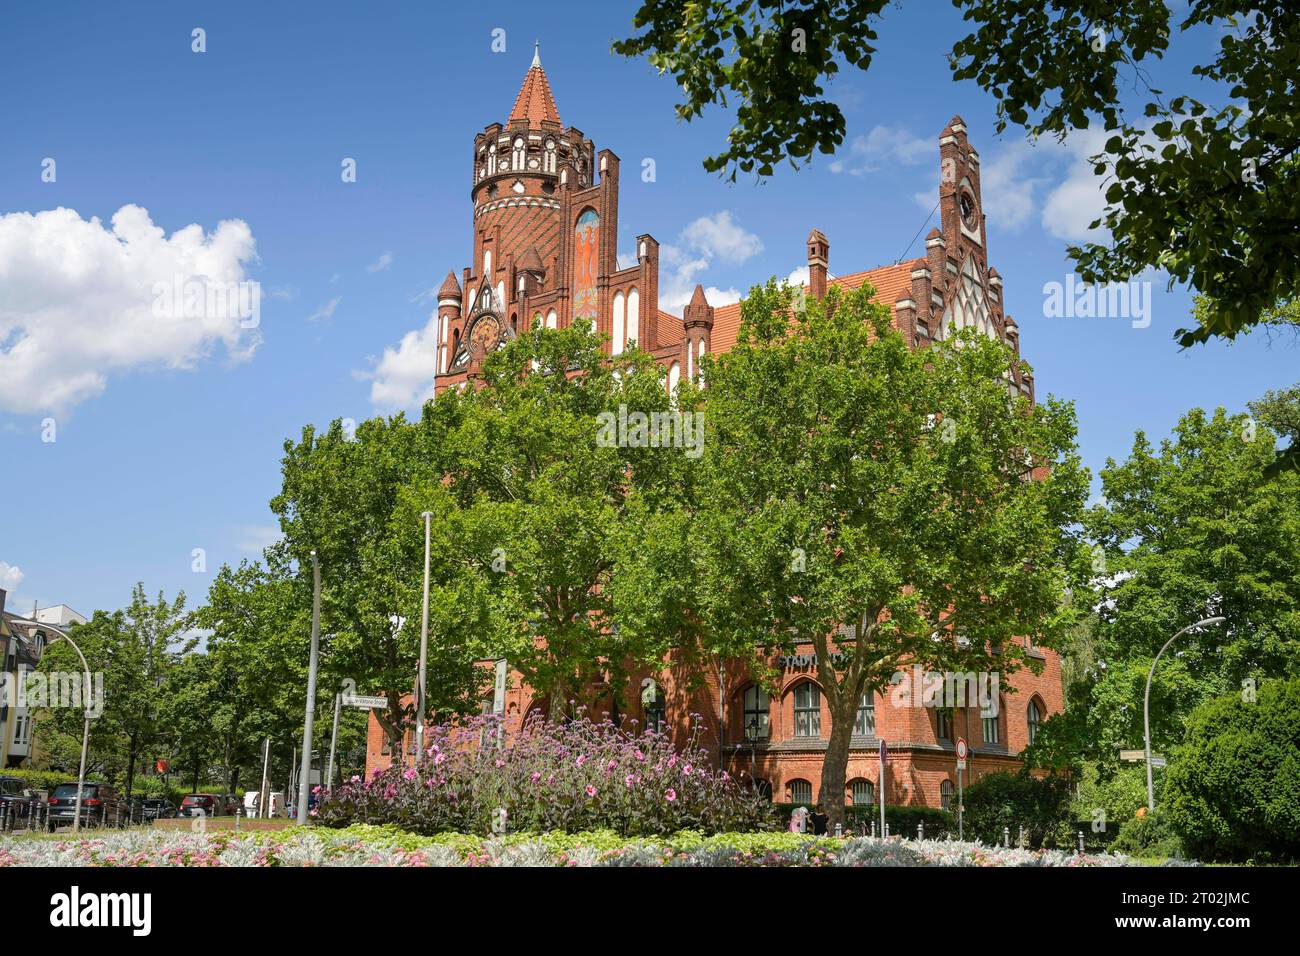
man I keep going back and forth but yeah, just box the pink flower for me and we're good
[434,752,446,765]
[606,759,617,771]
[530,772,542,783]
[585,785,597,798]
[350,775,361,784]
[667,755,677,769]
[683,763,693,775]
[495,759,504,768]
[634,749,645,761]
[403,768,416,781]
[665,789,677,802]
[624,774,635,788]
[576,754,587,767]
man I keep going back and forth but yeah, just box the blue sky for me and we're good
[1,1,1295,617]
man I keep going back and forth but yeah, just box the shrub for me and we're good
[314,711,774,837]
[962,771,1072,848]
[1110,810,1186,861]
[771,802,953,838]
[1164,678,1300,863]
[0,768,71,794]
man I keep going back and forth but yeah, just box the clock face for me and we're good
[469,315,502,356]
[960,191,977,227]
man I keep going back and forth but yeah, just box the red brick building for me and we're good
[368,52,1060,811]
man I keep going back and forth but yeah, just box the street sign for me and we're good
[342,694,387,710]
[956,737,968,761]
[1150,756,1167,769]
[879,739,888,761]
[1119,749,1146,762]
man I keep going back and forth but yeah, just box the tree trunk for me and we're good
[819,696,857,830]
[124,736,138,802]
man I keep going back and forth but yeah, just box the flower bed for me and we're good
[0,825,1161,867]
[314,712,773,836]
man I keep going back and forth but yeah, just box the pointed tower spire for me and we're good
[532,40,541,69]
[510,45,561,126]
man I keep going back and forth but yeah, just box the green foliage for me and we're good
[616,2,1300,350]
[962,771,1073,848]
[1246,378,1300,479]
[1110,811,1185,861]
[0,768,70,794]
[1164,678,1300,863]
[772,802,953,836]
[694,279,1090,817]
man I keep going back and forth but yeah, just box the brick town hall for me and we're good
[367,50,1060,812]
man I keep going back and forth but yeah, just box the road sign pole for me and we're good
[326,691,342,788]
[878,739,887,838]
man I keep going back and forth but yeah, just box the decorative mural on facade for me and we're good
[573,208,600,321]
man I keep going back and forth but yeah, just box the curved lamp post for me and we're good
[296,551,322,825]
[47,632,93,833]
[1143,615,1225,812]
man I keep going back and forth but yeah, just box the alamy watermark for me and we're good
[1042,275,1151,329]
[596,404,704,458]
[0,670,105,718]
[152,275,261,329]
[889,665,1000,717]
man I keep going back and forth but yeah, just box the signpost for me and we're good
[956,737,968,841]
[342,694,388,710]
[878,739,887,838]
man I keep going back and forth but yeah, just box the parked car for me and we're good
[129,796,177,821]
[47,782,123,830]
[177,793,222,818]
[0,776,38,825]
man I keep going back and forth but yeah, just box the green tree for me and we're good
[692,280,1090,827]
[1164,678,1300,862]
[38,584,192,797]
[1032,404,1300,786]
[409,319,701,722]
[615,2,1300,356]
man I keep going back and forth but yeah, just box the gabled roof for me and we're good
[699,258,924,354]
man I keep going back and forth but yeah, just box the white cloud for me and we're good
[309,297,341,322]
[367,252,393,273]
[359,316,442,411]
[832,125,932,176]
[785,265,810,287]
[0,561,24,594]
[1041,129,1112,241]
[0,205,260,414]
[237,525,282,555]
[660,212,763,309]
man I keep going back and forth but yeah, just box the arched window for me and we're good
[849,779,874,806]
[612,291,625,355]
[483,249,492,278]
[512,136,525,170]
[793,682,821,738]
[667,361,681,395]
[788,779,813,805]
[854,693,876,736]
[1027,699,1042,745]
[626,288,640,346]
[546,309,557,330]
[940,779,954,810]
[742,685,770,740]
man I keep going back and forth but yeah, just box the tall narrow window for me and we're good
[850,779,874,806]
[626,288,640,346]
[982,710,1000,745]
[793,683,821,738]
[854,693,876,736]
[742,685,770,740]
[935,708,951,742]
[1027,700,1042,745]
[788,779,813,805]
[612,291,625,355]
[940,779,954,810]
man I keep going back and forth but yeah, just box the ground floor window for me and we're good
[940,778,954,810]
[788,779,813,805]
[849,778,874,806]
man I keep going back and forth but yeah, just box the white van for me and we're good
[242,790,287,819]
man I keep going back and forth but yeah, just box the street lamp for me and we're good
[745,716,760,789]
[296,551,322,826]
[415,511,433,758]
[1143,615,1226,812]
[47,632,92,834]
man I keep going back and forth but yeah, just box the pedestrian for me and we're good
[811,802,829,836]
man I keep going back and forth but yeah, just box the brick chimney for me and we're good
[807,229,829,300]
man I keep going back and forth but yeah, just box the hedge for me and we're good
[771,802,953,837]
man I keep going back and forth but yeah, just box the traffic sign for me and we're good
[342,694,387,710]
[956,737,968,760]
[1119,749,1145,762]
[1150,756,1167,769]
[879,739,887,761]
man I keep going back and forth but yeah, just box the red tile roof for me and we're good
[509,56,562,127]
[692,258,924,355]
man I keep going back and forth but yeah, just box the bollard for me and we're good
[884,823,890,838]
[1003,826,1010,848]
[1077,830,1085,854]
[1018,824,1025,848]
[834,822,843,838]
[917,822,924,841]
